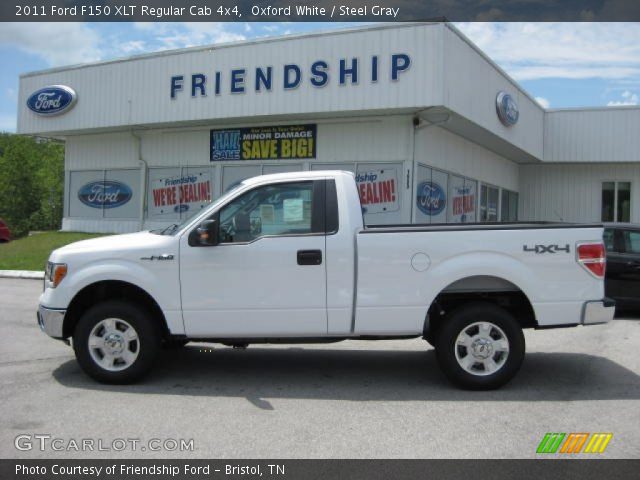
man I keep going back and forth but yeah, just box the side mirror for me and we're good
[190,219,219,246]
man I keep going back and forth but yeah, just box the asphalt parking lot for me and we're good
[1,278,639,459]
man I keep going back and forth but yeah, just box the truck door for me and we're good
[179,179,330,337]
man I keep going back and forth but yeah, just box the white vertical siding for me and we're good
[18,24,443,135]
[65,115,413,170]
[415,126,519,191]
[141,130,209,167]
[62,218,140,234]
[66,132,138,170]
[39,22,640,234]
[544,108,640,162]
[19,22,639,171]
[61,115,415,233]
[318,116,412,163]
[519,163,640,223]
[442,26,545,160]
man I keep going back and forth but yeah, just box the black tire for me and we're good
[424,332,435,348]
[435,302,525,390]
[73,300,161,384]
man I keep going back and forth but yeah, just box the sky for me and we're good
[1,22,639,132]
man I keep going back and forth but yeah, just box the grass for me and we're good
[0,231,108,271]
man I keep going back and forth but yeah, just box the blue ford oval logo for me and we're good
[174,204,190,214]
[78,181,132,209]
[27,85,77,116]
[496,91,519,126]
[416,181,446,216]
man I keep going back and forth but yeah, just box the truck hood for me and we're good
[50,231,177,263]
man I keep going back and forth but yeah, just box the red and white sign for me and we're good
[355,169,399,214]
[450,184,476,223]
[149,169,212,218]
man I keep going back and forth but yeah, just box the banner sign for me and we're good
[450,183,476,223]
[210,124,316,161]
[149,169,211,218]
[356,169,398,214]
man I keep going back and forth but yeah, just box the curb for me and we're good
[0,270,45,279]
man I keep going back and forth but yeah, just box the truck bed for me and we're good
[354,222,605,335]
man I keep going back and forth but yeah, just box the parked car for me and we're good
[0,218,10,243]
[37,171,612,390]
[604,223,640,312]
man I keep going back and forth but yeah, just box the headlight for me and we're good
[45,262,68,288]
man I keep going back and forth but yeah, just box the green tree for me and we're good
[30,140,65,231]
[0,134,65,237]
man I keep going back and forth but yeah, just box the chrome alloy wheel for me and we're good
[454,321,510,376]
[88,318,140,371]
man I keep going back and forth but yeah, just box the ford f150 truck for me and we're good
[38,171,614,389]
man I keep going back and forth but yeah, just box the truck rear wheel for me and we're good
[435,303,525,390]
[73,300,161,384]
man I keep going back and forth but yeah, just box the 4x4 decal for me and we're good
[523,244,570,254]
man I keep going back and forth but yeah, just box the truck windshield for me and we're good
[150,182,246,236]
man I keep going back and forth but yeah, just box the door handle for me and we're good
[297,249,322,266]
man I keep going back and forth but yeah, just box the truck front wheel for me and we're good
[73,300,161,384]
[435,303,525,390]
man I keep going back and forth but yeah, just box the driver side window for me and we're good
[218,181,314,243]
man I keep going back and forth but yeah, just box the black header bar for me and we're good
[3,0,640,22]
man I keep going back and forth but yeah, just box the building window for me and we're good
[148,167,213,221]
[68,169,140,219]
[500,189,519,222]
[602,182,631,222]
[480,184,499,222]
[447,175,477,223]
[414,164,478,224]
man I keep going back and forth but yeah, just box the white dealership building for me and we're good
[16,22,640,233]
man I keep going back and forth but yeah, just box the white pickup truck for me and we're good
[38,171,614,389]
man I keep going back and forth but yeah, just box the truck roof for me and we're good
[241,170,355,187]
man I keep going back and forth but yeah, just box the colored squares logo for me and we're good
[537,433,612,454]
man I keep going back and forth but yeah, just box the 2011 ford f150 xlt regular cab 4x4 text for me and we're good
[38,171,614,389]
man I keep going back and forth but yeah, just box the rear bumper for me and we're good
[581,298,615,326]
[37,304,66,338]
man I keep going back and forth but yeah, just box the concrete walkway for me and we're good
[0,270,44,279]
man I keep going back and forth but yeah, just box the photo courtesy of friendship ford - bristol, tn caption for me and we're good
[37,170,613,390]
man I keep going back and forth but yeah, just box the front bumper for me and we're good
[581,298,615,326]
[37,305,66,338]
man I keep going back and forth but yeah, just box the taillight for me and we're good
[577,242,606,278]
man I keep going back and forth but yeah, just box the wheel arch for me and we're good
[424,275,537,340]
[63,280,170,339]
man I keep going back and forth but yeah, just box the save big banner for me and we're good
[210,124,317,161]
[148,168,212,219]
